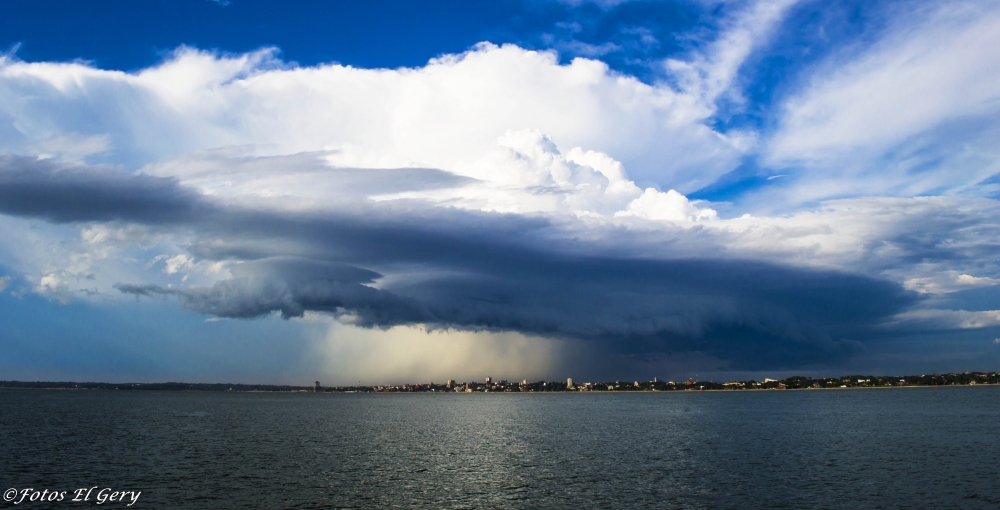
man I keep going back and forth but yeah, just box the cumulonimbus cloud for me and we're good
[0,154,923,370]
[4,5,1000,378]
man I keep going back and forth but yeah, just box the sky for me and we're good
[2,0,1000,385]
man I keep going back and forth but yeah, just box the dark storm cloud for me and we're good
[117,257,432,321]
[0,155,921,369]
[0,155,212,223]
[939,286,1000,312]
[115,253,914,369]
[0,153,475,224]
[381,256,914,369]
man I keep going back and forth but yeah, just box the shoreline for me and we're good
[2,383,997,394]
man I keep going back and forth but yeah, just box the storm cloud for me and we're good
[0,155,922,370]
[5,2,1000,382]
[0,155,211,224]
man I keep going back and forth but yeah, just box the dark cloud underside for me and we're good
[0,155,919,369]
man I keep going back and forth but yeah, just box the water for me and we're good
[1,387,998,509]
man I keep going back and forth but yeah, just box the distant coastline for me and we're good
[2,372,998,393]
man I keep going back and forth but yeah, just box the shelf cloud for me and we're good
[0,154,922,370]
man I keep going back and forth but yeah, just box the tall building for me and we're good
[446,380,454,389]
[486,376,492,386]
[313,381,321,392]
[567,377,574,389]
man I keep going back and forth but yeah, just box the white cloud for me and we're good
[554,40,622,58]
[556,0,634,8]
[770,4,1000,162]
[81,224,157,247]
[26,133,110,163]
[904,271,1000,295]
[164,254,190,274]
[764,2,1000,203]
[36,273,72,303]
[616,188,719,223]
[366,129,645,216]
[891,309,1000,330]
[623,196,998,279]
[0,43,744,191]
[0,275,10,292]
[666,0,800,113]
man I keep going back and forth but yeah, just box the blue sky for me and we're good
[2,0,1000,384]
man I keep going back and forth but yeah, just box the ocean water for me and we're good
[1,387,998,509]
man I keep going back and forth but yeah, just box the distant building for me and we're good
[446,380,454,389]
[567,377,574,389]
[486,376,492,386]
[313,381,322,392]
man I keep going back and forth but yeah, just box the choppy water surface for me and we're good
[1,388,998,509]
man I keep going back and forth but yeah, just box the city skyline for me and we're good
[5,371,998,392]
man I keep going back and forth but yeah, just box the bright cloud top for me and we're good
[0,43,742,192]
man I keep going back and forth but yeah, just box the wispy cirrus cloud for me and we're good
[760,1,1000,205]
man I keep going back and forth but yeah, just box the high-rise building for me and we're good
[446,380,455,389]
[567,377,574,389]
[313,381,321,392]
[486,376,492,386]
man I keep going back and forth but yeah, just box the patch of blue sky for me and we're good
[0,288,322,383]
[709,0,918,134]
[689,156,797,209]
[1,0,531,71]
[2,0,705,79]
